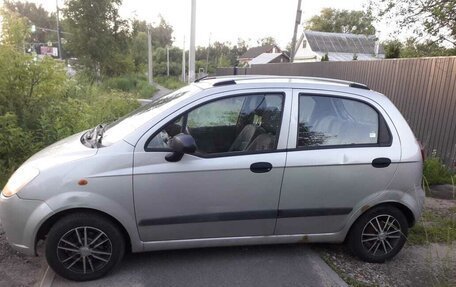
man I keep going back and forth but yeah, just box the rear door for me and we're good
[276,89,400,235]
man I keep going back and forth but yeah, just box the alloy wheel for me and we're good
[56,226,112,274]
[361,214,402,256]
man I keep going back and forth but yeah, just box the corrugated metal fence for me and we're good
[217,57,456,166]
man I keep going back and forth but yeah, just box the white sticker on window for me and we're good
[369,132,377,138]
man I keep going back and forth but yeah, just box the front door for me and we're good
[133,91,291,242]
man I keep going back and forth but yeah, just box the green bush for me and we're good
[423,156,455,186]
[102,74,157,98]
[154,76,186,90]
[0,46,140,187]
[103,76,136,92]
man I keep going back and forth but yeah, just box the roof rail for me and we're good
[196,75,370,90]
[212,80,236,87]
[349,83,370,90]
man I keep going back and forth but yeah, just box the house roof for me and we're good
[304,31,384,55]
[249,53,285,65]
[239,45,276,59]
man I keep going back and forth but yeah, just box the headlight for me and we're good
[2,167,39,197]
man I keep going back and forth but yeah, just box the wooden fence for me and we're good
[217,57,456,166]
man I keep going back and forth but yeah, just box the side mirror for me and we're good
[165,133,197,162]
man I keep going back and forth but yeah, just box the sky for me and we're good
[2,0,405,49]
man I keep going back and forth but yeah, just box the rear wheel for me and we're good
[348,206,408,263]
[45,212,125,281]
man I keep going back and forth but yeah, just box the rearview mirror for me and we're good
[165,133,197,162]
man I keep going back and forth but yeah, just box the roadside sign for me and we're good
[40,46,58,57]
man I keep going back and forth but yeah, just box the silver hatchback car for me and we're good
[0,76,425,281]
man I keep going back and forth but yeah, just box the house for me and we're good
[293,31,385,62]
[249,52,290,65]
[238,44,289,66]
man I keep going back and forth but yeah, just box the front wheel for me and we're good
[348,206,408,263]
[45,212,125,281]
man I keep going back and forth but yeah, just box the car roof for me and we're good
[193,75,370,91]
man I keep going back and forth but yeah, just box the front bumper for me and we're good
[0,194,53,255]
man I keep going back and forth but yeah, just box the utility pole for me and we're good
[290,0,302,63]
[205,33,211,74]
[56,0,62,59]
[147,25,153,84]
[166,46,170,77]
[188,0,196,83]
[182,37,186,82]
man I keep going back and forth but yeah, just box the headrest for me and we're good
[261,107,281,133]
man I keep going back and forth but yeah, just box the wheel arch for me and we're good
[345,201,415,242]
[36,208,132,253]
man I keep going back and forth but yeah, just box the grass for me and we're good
[408,209,456,245]
[154,76,186,90]
[103,74,157,98]
[423,156,455,186]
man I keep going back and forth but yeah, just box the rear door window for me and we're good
[297,95,390,148]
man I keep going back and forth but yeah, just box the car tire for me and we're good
[348,206,408,263]
[45,212,125,281]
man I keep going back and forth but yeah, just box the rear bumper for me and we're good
[412,185,425,225]
[0,194,53,256]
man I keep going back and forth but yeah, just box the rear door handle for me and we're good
[372,157,391,168]
[250,162,273,173]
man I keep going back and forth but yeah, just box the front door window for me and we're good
[147,94,284,155]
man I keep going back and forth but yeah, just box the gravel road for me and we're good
[0,223,47,287]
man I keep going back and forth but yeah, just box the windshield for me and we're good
[101,85,200,145]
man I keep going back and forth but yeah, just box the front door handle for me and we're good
[372,157,391,168]
[250,162,273,173]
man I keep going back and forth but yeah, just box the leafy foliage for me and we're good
[63,0,132,77]
[154,76,186,90]
[383,40,402,58]
[423,156,455,186]
[0,14,140,186]
[321,53,329,61]
[257,37,277,46]
[306,8,376,35]
[372,0,456,46]
[383,38,456,59]
[103,74,157,98]
[4,0,56,44]
[0,7,30,50]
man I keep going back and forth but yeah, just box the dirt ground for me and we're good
[0,223,47,287]
[316,197,456,287]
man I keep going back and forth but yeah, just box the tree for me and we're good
[4,1,55,44]
[130,31,148,72]
[400,38,456,58]
[306,8,376,35]
[131,17,174,48]
[383,40,402,58]
[257,36,277,46]
[371,0,456,46]
[321,53,329,61]
[0,7,30,50]
[63,0,132,77]
[382,38,455,59]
